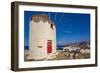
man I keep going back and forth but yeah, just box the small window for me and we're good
[51,24,53,29]
[37,46,42,48]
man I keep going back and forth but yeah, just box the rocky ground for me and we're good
[24,50,90,61]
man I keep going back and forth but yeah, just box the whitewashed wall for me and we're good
[29,20,56,60]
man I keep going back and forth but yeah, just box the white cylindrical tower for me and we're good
[29,14,56,60]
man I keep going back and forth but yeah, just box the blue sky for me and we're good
[24,11,90,46]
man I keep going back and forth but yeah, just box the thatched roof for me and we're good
[30,14,52,23]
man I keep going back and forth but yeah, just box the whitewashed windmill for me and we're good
[28,14,56,60]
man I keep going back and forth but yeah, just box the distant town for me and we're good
[56,41,90,60]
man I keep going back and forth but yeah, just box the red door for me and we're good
[47,40,52,53]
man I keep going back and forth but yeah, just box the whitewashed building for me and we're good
[80,49,90,54]
[28,14,56,60]
[63,46,80,52]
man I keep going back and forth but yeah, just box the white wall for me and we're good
[0,0,99,73]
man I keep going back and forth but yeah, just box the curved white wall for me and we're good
[29,20,56,60]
